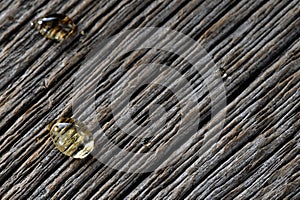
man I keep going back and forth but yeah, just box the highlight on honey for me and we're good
[31,13,77,41]
[47,117,94,159]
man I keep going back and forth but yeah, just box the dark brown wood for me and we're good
[0,0,299,199]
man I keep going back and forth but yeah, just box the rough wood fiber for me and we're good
[0,0,299,200]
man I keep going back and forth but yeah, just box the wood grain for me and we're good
[0,0,299,199]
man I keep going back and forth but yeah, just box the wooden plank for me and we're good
[0,0,299,199]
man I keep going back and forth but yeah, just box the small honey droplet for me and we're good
[32,13,77,42]
[48,117,94,159]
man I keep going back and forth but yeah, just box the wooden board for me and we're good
[0,0,299,199]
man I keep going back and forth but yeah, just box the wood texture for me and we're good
[0,0,299,199]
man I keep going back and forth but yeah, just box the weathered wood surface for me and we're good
[0,0,299,199]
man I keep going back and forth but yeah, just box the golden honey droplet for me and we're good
[32,13,77,41]
[48,118,94,159]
